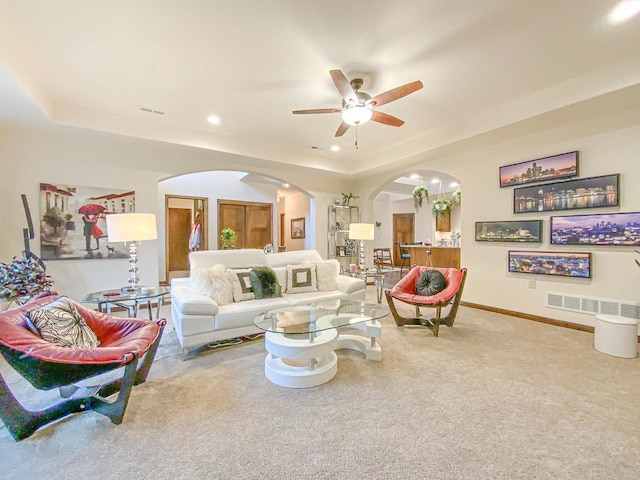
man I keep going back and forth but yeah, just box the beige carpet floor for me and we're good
[1,291,639,479]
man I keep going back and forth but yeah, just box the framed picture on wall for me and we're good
[475,220,542,243]
[513,173,619,214]
[499,151,579,188]
[508,250,592,278]
[550,212,640,246]
[291,217,305,239]
[39,183,134,261]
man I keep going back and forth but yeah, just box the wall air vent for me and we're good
[139,107,165,115]
[546,291,640,320]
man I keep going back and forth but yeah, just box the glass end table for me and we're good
[348,269,385,303]
[82,286,170,320]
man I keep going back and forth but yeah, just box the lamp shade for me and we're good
[106,213,157,242]
[349,223,375,241]
[341,106,373,126]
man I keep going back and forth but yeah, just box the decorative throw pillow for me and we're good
[190,265,234,305]
[227,268,256,302]
[286,264,318,293]
[26,296,101,348]
[249,266,282,299]
[316,259,339,291]
[415,270,447,297]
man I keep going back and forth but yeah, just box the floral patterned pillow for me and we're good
[27,296,100,348]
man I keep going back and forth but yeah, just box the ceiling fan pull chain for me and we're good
[355,125,359,150]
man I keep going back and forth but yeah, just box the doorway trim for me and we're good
[164,194,209,285]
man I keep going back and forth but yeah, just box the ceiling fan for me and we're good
[292,69,423,137]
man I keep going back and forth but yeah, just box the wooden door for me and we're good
[392,213,414,266]
[219,203,246,248]
[436,209,451,232]
[218,200,273,249]
[246,204,272,248]
[279,213,285,248]
[168,208,192,271]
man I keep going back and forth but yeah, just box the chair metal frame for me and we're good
[385,266,467,337]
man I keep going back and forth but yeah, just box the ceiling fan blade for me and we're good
[335,122,351,137]
[330,70,357,103]
[292,108,342,114]
[370,80,423,108]
[371,110,404,127]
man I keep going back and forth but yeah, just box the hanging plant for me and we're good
[412,185,429,211]
[453,188,461,205]
[432,198,452,217]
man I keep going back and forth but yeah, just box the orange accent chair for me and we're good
[385,265,467,336]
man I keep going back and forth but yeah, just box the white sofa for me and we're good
[170,249,365,353]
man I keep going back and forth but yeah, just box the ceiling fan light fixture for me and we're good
[341,105,373,126]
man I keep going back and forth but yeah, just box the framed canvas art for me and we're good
[475,220,542,243]
[508,250,591,278]
[513,174,619,214]
[550,212,640,246]
[39,183,135,260]
[291,217,305,239]
[499,151,578,188]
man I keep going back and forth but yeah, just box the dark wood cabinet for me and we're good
[435,209,451,232]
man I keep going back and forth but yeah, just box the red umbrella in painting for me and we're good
[78,204,106,215]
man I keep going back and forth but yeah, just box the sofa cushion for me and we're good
[27,296,100,348]
[283,290,346,305]
[215,296,292,331]
[227,268,255,302]
[316,259,340,291]
[190,249,266,270]
[286,264,318,293]
[415,269,447,297]
[171,286,219,315]
[249,266,282,299]
[190,264,234,306]
[271,266,288,293]
[266,249,323,268]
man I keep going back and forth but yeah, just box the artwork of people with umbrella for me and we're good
[39,183,135,260]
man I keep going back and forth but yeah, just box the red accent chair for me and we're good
[0,295,166,441]
[385,266,467,336]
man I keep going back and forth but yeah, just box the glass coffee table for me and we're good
[254,299,389,388]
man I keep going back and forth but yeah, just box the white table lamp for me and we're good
[349,223,375,269]
[106,213,157,292]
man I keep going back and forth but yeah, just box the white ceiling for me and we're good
[1,0,640,178]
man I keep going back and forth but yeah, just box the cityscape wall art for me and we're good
[550,212,640,246]
[499,151,578,188]
[513,173,619,214]
[508,251,592,278]
[475,220,542,243]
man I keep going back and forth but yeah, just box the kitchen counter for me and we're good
[403,245,460,269]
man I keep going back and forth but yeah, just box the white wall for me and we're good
[0,123,350,300]
[280,191,311,251]
[158,171,278,281]
[354,104,640,329]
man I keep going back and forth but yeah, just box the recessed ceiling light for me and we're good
[282,183,290,188]
[207,115,221,125]
[431,178,440,184]
[450,182,459,188]
[330,145,340,152]
[609,1,640,23]
[410,173,419,179]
